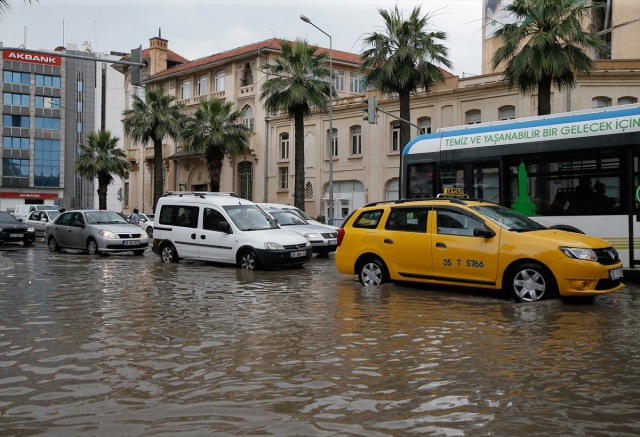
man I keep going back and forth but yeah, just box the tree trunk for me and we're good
[537,75,552,116]
[399,89,412,153]
[207,149,225,192]
[97,184,108,210]
[153,138,164,211]
[294,110,305,212]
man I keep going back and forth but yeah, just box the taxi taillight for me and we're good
[337,227,345,246]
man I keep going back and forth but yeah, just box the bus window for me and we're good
[473,166,500,203]
[407,163,435,198]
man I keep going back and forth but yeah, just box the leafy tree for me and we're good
[75,130,129,210]
[260,39,332,211]
[122,87,185,210]
[360,5,452,152]
[182,97,251,192]
[491,0,607,116]
[0,0,36,16]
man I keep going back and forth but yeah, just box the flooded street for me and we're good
[1,244,639,436]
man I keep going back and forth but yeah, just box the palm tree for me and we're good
[491,0,607,116]
[360,5,452,152]
[0,0,36,16]
[122,86,185,210]
[182,97,251,192]
[75,130,129,210]
[260,39,332,211]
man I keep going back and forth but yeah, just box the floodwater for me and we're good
[1,244,639,436]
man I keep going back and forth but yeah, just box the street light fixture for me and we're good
[300,14,334,224]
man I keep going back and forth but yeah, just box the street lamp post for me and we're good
[300,14,334,224]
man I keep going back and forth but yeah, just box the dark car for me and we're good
[0,211,37,246]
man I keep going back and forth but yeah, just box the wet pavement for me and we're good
[1,242,639,436]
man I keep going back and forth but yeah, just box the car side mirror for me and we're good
[219,221,232,234]
[72,221,84,228]
[473,227,496,238]
[41,218,48,222]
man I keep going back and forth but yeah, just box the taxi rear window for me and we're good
[352,210,384,229]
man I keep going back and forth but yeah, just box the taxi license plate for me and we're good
[291,251,306,258]
[609,267,623,280]
[10,233,23,238]
[328,239,337,245]
[124,240,139,246]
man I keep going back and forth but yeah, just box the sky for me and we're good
[0,0,484,77]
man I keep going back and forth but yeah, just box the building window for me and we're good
[279,167,289,189]
[499,106,516,120]
[592,97,611,108]
[3,92,30,106]
[305,181,314,198]
[351,126,362,155]
[391,122,401,152]
[36,96,61,108]
[418,116,432,134]
[619,97,637,105]
[280,133,289,160]
[466,110,481,124]
[238,161,253,201]
[35,117,61,130]
[3,136,29,150]
[215,72,225,92]
[180,80,191,99]
[3,70,30,84]
[242,105,254,131]
[34,139,60,187]
[327,128,338,158]
[197,75,208,95]
[2,158,29,177]
[3,114,29,128]
[241,63,253,86]
[35,74,61,88]
[349,72,365,93]
[333,69,345,91]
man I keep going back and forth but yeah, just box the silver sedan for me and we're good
[263,208,338,256]
[45,210,149,255]
[24,209,61,238]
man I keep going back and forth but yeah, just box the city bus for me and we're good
[401,103,640,267]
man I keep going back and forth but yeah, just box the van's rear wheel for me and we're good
[238,250,258,270]
[160,243,178,263]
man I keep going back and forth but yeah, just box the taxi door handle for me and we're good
[384,238,394,244]
[436,242,446,248]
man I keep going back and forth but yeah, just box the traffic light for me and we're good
[130,47,142,86]
[363,96,377,124]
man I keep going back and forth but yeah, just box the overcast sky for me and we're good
[0,0,484,77]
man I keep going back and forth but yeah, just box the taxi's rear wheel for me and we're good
[358,257,389,286]
[505,262,556,303]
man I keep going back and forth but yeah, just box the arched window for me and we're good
[280,133,289,160]
[499,105,516,120]
[180,80,191,99]
[418,116,432,134]
[592,97,611,108]
[215,72,225,92]
[242,106,254,131]
[197,76,208,95]
[351,126,362,155]
[618,96,637,105]
[466,110,481,124]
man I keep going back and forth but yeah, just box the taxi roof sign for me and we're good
[440,187,468,198]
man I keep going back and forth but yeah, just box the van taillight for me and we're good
[337,227,345,246]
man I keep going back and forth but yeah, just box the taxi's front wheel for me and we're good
[505,262,556,303]
[358,257,389,286]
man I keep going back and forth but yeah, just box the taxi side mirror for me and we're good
[473,227,496,238]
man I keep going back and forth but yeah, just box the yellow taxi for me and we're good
[335,197,624,303]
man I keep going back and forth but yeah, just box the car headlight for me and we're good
[99,229,119,239]
[141,230,148,238]
[304,233,322,239]
[560,247,598,261]
[265,242,285,250]
[27,227,35,232]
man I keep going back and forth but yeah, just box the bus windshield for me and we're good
[471,205,547,232]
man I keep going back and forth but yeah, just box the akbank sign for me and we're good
[2,49,62,66]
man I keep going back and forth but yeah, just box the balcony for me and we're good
[239,85,255,97]
[177,90,226,106]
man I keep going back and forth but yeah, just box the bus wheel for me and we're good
[505,262,556,303]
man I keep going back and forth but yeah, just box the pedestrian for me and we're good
[130,208,140,225]
[58,207,66,213]
[316,211,326,224]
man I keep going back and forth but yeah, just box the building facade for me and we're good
[120,0,639,224]
[1,42,126,214]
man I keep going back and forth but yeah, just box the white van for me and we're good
[152,192,312,269]
[13,204,60,222]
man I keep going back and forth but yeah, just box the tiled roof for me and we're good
[147,38,362,81]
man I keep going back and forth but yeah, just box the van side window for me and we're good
[203,208,228,232]
[158,205,199,228]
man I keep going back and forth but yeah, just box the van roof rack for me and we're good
[164,191,238,198]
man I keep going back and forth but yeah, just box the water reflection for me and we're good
[0,247,639,435]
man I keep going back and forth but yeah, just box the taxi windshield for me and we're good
[470,205,547,232]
